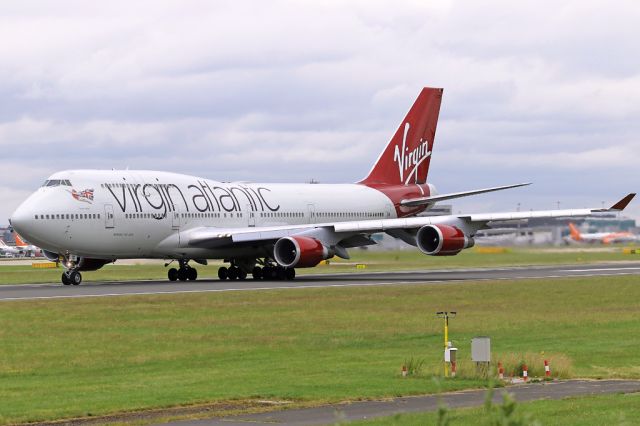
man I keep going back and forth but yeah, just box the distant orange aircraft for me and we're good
[14,233,40,256]
[568,222,638,244]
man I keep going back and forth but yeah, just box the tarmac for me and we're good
[1,262,639,302]
[161,380,640,425]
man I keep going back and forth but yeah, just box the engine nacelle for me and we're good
[416,224,474,256]
[273,236,333,268]
[76,258,112,271]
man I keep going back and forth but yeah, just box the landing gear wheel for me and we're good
[238,269,247,280]
[218,266,228,280]
[168,268,178,281]
[70,271,82,285]
[276,267,286,281]
[252,266,262,280]
[177,268,188,281]
[61,273,71,285]
[228,267,238,280]
[187,268,198,281]
[285,268,296,280]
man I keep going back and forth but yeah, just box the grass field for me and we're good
[352,392,640,425]
[1,274,639,424]
[0,246,638,285]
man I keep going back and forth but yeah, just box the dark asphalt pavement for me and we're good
[162,380,640,426]
[1,262,639,301]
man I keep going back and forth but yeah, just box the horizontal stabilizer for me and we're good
[607,193,636,211]
[400,183,531,207]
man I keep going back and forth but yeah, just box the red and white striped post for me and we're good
[451,361,457,377]
[544,360,551,377]
[498,362,504,380]
[522,364,528,381]
[402,365,407,377]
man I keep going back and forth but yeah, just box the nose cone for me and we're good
[10,202,30,235]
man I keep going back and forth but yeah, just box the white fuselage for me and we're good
[12,170,398,260]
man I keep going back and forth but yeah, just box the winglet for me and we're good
[609,193,636,211]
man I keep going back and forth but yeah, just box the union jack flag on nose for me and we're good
[71,188,94,203]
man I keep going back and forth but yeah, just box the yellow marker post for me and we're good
[436,311,457,377]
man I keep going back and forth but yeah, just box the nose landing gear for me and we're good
[61,269,82,285]
[58,256,82,286]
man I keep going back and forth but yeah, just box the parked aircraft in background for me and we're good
[9,87,636,285]
[0,239,19,257]
[567,222,638,244]
[14,233,41,257]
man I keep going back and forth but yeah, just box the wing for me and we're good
[184,194,635,257]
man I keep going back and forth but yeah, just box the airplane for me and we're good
[0,239,20,257]
[14,233,40,257]
[9,87,636,285]
[567,222,638,244]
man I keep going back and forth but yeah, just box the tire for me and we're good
[218,266,228,280]
[168,268,178,281]
[285,268,296,280]
[252,266,262,280]
[187,268,198,281]
[228,267,238,280]
[70,271,82,285]
[177,268,188,281]
[276,267,286,281]
[238,269,247,280]
[61,272,71,285]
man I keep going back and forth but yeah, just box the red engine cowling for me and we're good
[273,236,332,268]
[77,258,112,271]
[416,224,474,256]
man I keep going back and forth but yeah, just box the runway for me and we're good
[1,262,639,302]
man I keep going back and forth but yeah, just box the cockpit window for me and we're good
[42,180,72,187]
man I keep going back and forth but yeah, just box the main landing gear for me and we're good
[218,261,295,281]
[167,259,198,282]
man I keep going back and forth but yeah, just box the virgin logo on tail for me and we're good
[359,87,441,186]
[393,122,431,185]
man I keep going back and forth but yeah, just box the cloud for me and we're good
[1,0,639,224]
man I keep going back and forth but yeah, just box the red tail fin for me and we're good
[360,87,443,185]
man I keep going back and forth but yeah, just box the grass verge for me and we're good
[0,275,639,424]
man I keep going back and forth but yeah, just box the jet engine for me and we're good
[416,224,474,256]
[273,236,333,268]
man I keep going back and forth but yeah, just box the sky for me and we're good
[1,0,639,224]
